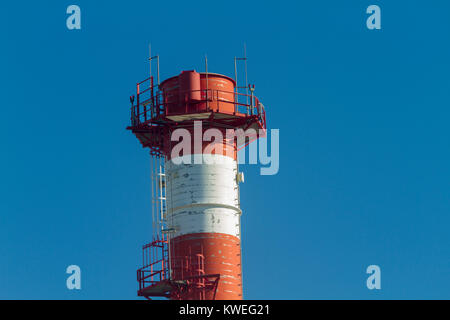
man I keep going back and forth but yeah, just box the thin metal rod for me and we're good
[155,157,159,240]
[149,44,152,80]
[157,55,160,86]
[234,57,238,112]
[205,55,209,110]
[150,156,156,241]
[234,46,250,113]
[244,43,249,106]
[234,57,238,88]
[159,163,164,226]
[155,157,160,240]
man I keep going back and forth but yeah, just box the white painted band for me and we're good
[165,155,241,238]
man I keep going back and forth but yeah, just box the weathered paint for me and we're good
[166,154,243,300]
[170,233,242,300]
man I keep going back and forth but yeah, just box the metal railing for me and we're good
[130,76,266,128]
[137,238,169,292]
[137,240,221,299]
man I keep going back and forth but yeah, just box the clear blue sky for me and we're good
[1,1,449,299]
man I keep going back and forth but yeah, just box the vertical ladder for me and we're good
[150,155,170,279]
[151,156,167,240]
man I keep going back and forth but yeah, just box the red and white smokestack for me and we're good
[162,72,243,300]
[130,69,266,300]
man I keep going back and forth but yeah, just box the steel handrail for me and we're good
[132,88,265,122]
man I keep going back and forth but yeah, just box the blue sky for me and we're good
[0,0,449,299]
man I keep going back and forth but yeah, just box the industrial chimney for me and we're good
[128,55,266,300]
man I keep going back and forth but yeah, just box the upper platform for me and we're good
[127,70,266,155]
